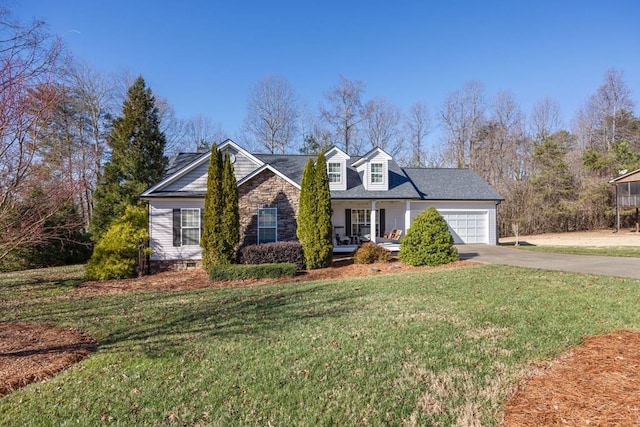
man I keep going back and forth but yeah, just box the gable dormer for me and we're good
[325,146,350,191]
[351,147,392,191]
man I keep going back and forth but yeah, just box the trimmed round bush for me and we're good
[353,242,390,264]
[399,207,458,266]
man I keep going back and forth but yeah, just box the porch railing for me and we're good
[618,195,640,208]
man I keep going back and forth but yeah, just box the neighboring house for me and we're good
[140,140,503,270]
[609,167,640,231]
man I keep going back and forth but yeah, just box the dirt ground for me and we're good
[2,243,640,425]
[501,228,640,247]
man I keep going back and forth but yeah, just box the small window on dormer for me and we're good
[371,163,384,184]
[328,162,342,183]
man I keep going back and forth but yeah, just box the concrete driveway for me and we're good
[457,244,640,279]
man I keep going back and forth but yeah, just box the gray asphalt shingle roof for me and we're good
[403,168,504,200]
[154,151,503,201]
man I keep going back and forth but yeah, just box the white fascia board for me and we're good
[351,147,392,167]
[237,164,301,190]
[140,151,211,196]
[218,139,265,167]
[326,146,350,160]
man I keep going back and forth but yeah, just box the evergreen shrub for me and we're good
[85,206,150,280]
[239,242,304,271]
[353,242,390,264]
[399,207,458,266]
[209,263,297,281]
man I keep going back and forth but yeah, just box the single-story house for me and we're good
[141,139,503,270]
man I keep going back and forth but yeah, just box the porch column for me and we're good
[370,201,377,243]
[405,201,411,232]
[616,184,620,232]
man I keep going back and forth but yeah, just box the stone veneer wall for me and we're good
[238,170,300,247]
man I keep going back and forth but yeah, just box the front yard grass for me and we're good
[515,245,640,258]
[1,264,640,426]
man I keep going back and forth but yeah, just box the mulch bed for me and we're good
[502,330,640,426]
[0,322,96,396]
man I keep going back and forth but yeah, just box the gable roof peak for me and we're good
[351,146,392,167]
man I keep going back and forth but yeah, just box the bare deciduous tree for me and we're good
[440,81,486,168]
[64,60,117,226]
[530,97,562,141]
[404,101,431,167]
[0,10,81,260]
[320,75,366,155]
[242,75,299,154]
[363,96,403,155]
[576,68,635,151]
[185,115,229,152]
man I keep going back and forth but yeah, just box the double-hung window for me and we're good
[328,162,342,183]
[371,163,384,184]
[181,208,200,245]
[258,208,277,243]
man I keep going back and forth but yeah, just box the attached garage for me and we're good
[408,201,498,245]
[440,211,488,244]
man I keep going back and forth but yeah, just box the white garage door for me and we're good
[441,211,488,244]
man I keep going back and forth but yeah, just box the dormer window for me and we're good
[371,163,384,184]
[328,162,342,183]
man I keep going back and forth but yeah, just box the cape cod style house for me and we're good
[141,140,503,270]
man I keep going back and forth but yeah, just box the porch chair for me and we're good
[335,233,350,245]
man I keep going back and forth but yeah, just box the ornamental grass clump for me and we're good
[399,207,458,266]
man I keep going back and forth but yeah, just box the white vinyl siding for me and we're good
[149,199,204,260]
[258,208,277,243]
[181,208,200,245]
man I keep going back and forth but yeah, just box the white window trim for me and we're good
[328,162,342,184]
[370,162,384,184]
[258,207,277,244]
[181,208,201,246]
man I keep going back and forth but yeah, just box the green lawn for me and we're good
[514,244,640,257]
[1,264,639,426]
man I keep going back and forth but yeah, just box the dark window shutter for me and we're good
[345,209,351,235]
[173,208,181,247]
[379,208,385,237]
[200,208,204,244]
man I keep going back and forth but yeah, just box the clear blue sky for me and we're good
[14,0,640,147]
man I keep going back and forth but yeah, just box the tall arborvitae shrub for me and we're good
[297,158,316,267]
[313,151,333,268]
[297,153,333,270]
[85,205,149,280]
[221,152,239,262]
[399,207,458,266]
[201,144,224,269]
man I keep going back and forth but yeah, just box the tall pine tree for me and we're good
[201,144,224,268]
[90,76,167,239]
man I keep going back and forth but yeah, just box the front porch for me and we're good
[331,200,408,245]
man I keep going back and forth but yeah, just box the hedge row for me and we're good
[209,263,297,281]
[238,242,305,271]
